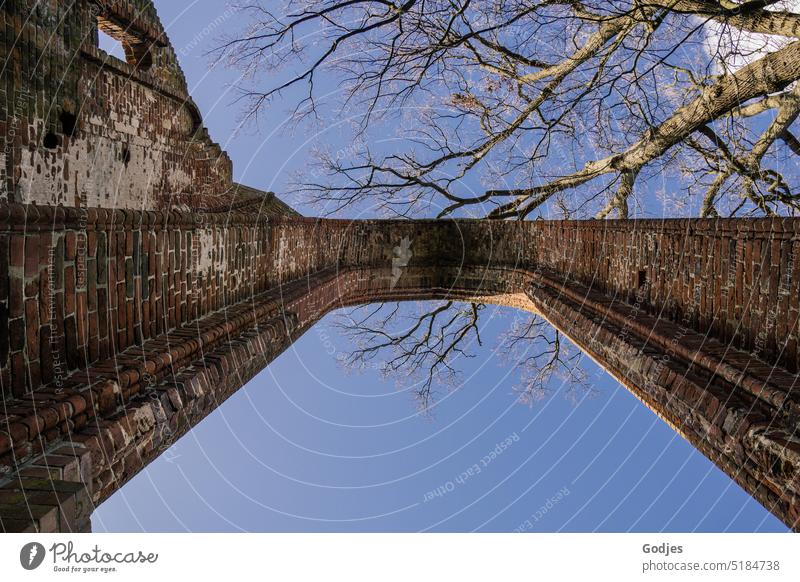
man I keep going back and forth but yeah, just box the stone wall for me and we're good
[0,0,265,209]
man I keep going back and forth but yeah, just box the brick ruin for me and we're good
[1,1,799,533]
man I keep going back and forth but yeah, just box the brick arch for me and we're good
[3,208,798,531]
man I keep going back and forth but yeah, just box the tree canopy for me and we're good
[220,1,800,407]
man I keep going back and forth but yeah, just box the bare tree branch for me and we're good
[220,0,800,407]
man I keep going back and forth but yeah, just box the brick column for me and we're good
[0,444,93,532]
[526,268,800,530]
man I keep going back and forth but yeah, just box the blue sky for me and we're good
[92,1,787,532]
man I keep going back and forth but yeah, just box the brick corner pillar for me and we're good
[0,445,93,533]
[521,219,800,531]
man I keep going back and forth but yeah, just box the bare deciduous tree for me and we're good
[498,315,592,406]
[220,0,800,407]
[335,301,483,409]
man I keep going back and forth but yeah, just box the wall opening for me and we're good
[43,133,60,150]
[97,27,127,61]
[60,111,78,137]
[96,17,153,71]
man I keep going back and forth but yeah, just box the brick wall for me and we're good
[0,199,298,400]
[517,219,800,375]
[0,0,249,209]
